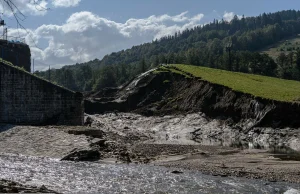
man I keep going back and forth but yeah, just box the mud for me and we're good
[0,125,92,159]
[156,149,300,183]
[88,112,300,183]
[2,112,300,184]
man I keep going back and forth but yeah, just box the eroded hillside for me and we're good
[85,64,300,129]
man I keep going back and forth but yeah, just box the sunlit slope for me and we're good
[169,64,300,102]
[261,36,300,59]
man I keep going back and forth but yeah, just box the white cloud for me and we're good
[223,11,242,22]
[52,0,81,7]
[8,11,205,70]
[0,0,82,16]
[0,0,48,16]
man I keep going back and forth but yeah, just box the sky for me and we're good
[1,0,300,70]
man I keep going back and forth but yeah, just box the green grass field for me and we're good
[168,64,300,102]
[261,35,300,59]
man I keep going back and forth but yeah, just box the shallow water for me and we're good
[0,154,299,193]
[269,147,300,161]
[231,141,300,161]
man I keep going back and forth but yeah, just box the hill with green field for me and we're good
[166,64,300,102]
[261,35,300,59]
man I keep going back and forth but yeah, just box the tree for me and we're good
[140,58,146,73]
[35,10,300,91]
[93,66,116,90]
[63,69,77,90]
[295,50,300,70]
[277,53,291,78]
[159,54,166,64]
[287,52,294,68]
[152,55,159,67]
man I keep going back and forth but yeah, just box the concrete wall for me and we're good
[0,62,83,125]
[0,40,31,72]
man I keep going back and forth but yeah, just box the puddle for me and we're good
[268,147,300,161]
[231,141,300,161]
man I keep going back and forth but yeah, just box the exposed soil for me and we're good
[155,149,300,184]
[85,66,300,130]
[87,113,300,184]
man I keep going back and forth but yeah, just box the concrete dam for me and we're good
[0,41,83,125]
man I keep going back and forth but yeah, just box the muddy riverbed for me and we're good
[1,112,300,192]
[1,153,300,194]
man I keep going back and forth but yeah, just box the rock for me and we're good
[61,150,101,161]
[68,129,103,138]
[84,116,94,126]
[171,170,183,174]
[104,141,117,147]
[119,150,132,163]
[40,185,48,191]
[90,138,106,147]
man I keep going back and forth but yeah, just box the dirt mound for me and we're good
[85,67,300,129]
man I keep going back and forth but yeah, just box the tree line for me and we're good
[35,10,300,91]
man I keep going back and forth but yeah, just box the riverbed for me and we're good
[0,153,299,193]
[1,112,300,193]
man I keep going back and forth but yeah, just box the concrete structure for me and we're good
[0,40,31,72]
[0,61,84,125]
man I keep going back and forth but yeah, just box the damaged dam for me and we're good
[0,41,83,125]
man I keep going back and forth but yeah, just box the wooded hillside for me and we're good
[35,10,300,91]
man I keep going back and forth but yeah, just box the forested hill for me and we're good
[36,10,300,92]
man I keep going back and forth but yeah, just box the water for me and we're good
[0,154,299,193]
[231,141,300,161]
[269,147,300,161]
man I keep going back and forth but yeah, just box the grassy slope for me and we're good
[261,35,300,59]
[169,64,300,102]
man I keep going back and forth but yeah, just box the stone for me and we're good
[61,150,101,161]
[84,116,94,126]
[171,170,183,174]
[90,138,106,146]
[68,129,103,138]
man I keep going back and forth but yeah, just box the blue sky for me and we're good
[25,0,300,28]
[2,0,300,70]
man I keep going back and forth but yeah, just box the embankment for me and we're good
[85,66,300,130]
